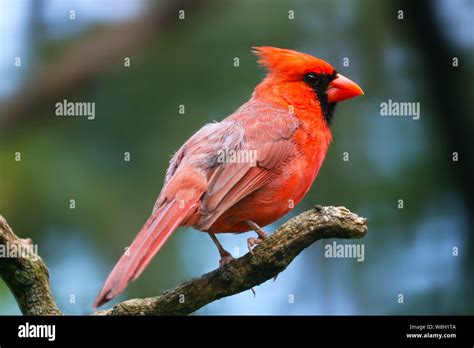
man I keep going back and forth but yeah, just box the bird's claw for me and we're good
[247,237,264,254]
[218,251,234,268]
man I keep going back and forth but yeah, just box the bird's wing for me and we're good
[197,103,299,229]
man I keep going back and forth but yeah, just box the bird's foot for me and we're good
[219,250,235,268]
[246,220,269,254]
[208,232,234,268]
[247,236,265,254]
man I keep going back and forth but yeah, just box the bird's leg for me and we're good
[246,220,268,239]
[245,220,268,254]
[208,232,234,267]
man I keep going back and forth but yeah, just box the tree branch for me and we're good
[0,206,367,315]
[0,216,61,315]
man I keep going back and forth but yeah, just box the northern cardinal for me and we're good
[93,47,363,308]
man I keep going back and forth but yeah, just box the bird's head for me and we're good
[253,46,364,124]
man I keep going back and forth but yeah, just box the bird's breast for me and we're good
[208,128,331,233]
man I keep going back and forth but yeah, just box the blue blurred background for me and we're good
[0,0,473,315]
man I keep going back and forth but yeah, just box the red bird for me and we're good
[94,47,363,308]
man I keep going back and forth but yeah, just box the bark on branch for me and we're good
[0,206,367,315]
[0,216,61,315]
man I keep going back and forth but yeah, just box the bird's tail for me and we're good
[93,196,197,308]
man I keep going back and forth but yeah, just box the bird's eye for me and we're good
[303,73,321,87]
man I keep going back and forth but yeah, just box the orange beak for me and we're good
[326,73,364,103]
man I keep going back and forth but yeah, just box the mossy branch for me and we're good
[0,206,367,316]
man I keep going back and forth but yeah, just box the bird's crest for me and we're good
[253,46,335,77]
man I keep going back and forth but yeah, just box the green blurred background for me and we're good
[0,0,473,314]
